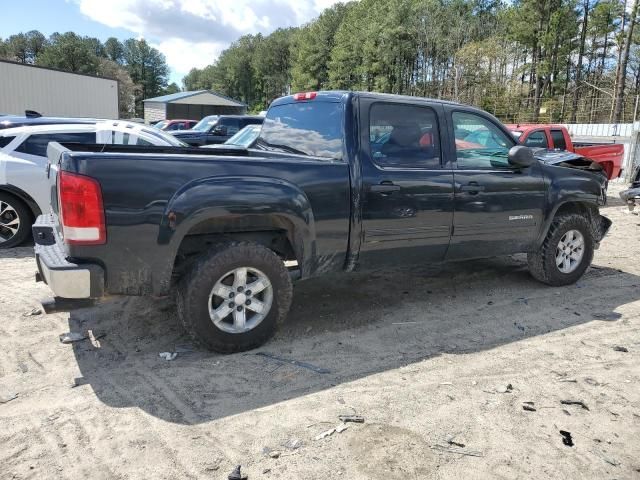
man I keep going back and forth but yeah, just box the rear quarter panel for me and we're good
[60,152,351,295]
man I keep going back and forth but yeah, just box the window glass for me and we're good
[0,136,15,148]
[192,115,218,132]
[136,137,154,146]
[368,103,441,169]
[551,129,567,150]
[452,112,514,169]
[524,130,548,148]
[15,132,95,157]
[256,101,343,160]
[220,118,240,135]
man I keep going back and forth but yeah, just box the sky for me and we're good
[0,0,342,85]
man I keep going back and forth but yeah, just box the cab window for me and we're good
[524,130,548,148]
[452,112,514,169]
[368,102,441,169]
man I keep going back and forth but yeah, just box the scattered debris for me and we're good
[561,400,589,411]
[23,307,42,317]
[174,343,197,353]
[557,378,578,383]
[228,465,248,480]
[336,423,348,433]
[446,436,465,448]
[496,384,513,394]
[0,392,18,404]
[59,332,87,344]
[430,444,483,457]
[262,468,271,474]
[560,430,574,447]
[256,352,330,374]
[562,409,571,416]
[595,451,620,467]
[584,377,604,387]
[315,428,336,440]
[268,450,281,459]
[613,346,629,352]
[522,402,536,412]
[439,382,453,386]
[159,352,177,361]
[283,438,303,450]
[338,415,364,423]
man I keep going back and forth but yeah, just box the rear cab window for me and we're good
[256,101,343,160]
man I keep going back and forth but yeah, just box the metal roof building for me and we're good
[143,90,247,123]
[0,60,118,119]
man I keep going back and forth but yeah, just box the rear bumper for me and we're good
[33,215,104,299]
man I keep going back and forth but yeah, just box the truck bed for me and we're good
[47,143,352,295]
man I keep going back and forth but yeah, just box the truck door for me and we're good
[358,99,454,267]
[446,109,546,259]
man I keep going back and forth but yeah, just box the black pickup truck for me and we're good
[33,91,611,352]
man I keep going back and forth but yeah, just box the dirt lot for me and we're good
[1,185,639,480]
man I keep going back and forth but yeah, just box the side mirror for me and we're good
[508,145,535,168]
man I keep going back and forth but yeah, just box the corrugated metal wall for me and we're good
[0,61,118,118]
[144,102,166,123]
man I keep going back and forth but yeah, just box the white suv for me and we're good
[0,121,186,248]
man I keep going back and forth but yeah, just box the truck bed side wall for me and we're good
[61,153,351,295]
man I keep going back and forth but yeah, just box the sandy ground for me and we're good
[1,184,639,480]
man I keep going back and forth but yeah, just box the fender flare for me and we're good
[157,175,317,282]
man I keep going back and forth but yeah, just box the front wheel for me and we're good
[0,193,32,249]
[527,213,594,286]
[176,242,293,353]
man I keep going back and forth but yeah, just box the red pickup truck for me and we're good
[507,124,624,180]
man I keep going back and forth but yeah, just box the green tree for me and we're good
[122,39,170,115]
[37,32,99,73]
[104,37,125,64]
[291,3,352,90]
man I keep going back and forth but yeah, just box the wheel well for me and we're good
[554,201,597,219]
[0,186,40,219]
[172,228,297,280]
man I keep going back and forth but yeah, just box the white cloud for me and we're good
[76,0,343,82]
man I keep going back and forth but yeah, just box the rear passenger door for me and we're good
[359,99,454,267]
[446,110,546,259]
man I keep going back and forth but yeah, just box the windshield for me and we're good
[225,124,261,147]
[255,101,343,159]
[192,116,219,132]
[154,120,169,130]
[511,130,523,139]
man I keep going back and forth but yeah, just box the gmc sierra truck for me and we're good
[33,91,611,353]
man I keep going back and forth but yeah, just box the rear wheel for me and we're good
[527,213,594,286]
[176,242,293,353]
[0,193,32,249]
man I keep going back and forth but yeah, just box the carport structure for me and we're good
[143,90,247,123]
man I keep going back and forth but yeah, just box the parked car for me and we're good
[154,119,198,131]
[172,115,264,146]
[201,124,261,150]
[34,91,611,352]
[507,124,624,180]
[0,121,186,248]
[620,163,640,210]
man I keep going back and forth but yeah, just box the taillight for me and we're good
[293,91,317,101]
[57,171,106,245]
